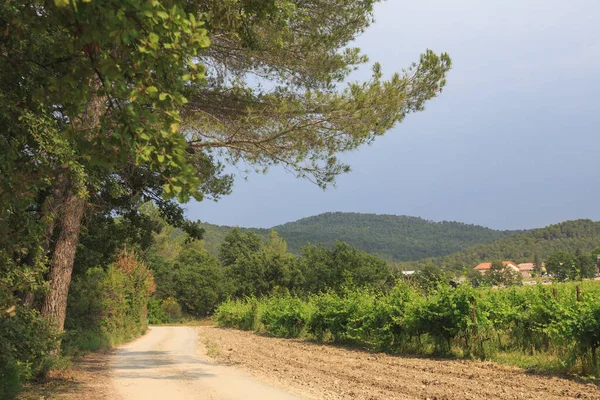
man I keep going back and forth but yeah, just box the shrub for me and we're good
[147,296,169,324]
[306,291,349,342]
[411,284,478,353]
[161,297,182,321]
[0,308,57,399]
[64,250,155,352]
[215,297,262,330]
[0,253,56,399]
[260,295,311,337]
[365,283,417,351]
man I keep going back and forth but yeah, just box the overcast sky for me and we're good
[186,0,600,231]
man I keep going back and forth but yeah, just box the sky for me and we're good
[186,0,600,231]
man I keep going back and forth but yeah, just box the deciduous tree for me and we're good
[1,0,450,337]
[485,261,522,286]
[545,251,577,281]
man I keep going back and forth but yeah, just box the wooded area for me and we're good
[0,0,450,397]
[198,212,520,261]
[398,219,600,271]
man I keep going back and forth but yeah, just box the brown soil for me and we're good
[196,326,600,400]
[18,351,118,400]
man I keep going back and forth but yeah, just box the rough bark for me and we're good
[41,78,105,333]
[41,191,86,332]
[40,172,68,254]
[22,173,68,309]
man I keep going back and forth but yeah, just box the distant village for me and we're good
[473,258,600,279]
[473,261,537,278]
[402,257,600,284]
[400,261,541,279]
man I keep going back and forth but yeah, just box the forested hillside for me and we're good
[199,212,519,261]
[397,219,600,270]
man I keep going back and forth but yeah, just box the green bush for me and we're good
[306,291,349,342]
[147,296,169,324]
[161,297,183,321]
[215,297,262,330]
[0,308,57,399]
[0,252,57,399]
[260,295,312,337]
[547,287,600,374]
[411,284,479,353]
[64,250,155,353]
[364,283,417,351]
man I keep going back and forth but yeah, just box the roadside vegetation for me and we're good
[146,221,392,323]
[1,250,154,399]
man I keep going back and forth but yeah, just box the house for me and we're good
[517,263,535,278]
[473,261,519,275]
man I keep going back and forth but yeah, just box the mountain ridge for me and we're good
[199,212,522,262]
[396,218,600,270]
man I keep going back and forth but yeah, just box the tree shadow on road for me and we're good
[112,348,216,381]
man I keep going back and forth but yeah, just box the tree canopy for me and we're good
[198,212,519,261]
[1,0,450,335]
[183,1,451,187]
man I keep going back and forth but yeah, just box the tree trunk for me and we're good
[40,172,68,254]
[41,191,86,332]
[41,77,104,334]
[22,173,68,309]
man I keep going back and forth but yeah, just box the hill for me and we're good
[396,219,600,270]
[199,212,520,262]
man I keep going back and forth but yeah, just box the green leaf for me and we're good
[149,33,159,45]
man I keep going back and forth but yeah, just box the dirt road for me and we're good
[111,326,299,399]
[196,325,600,400]
[21,325,600,400]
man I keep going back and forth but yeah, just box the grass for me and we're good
[202,337,222,359]
[491,350,568,373]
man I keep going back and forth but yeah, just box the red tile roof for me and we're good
[474,262,492,270]
[474,261,516,270]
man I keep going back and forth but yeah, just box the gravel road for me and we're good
[111,326,299,399]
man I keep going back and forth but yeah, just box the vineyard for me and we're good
[215,280,600,375]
